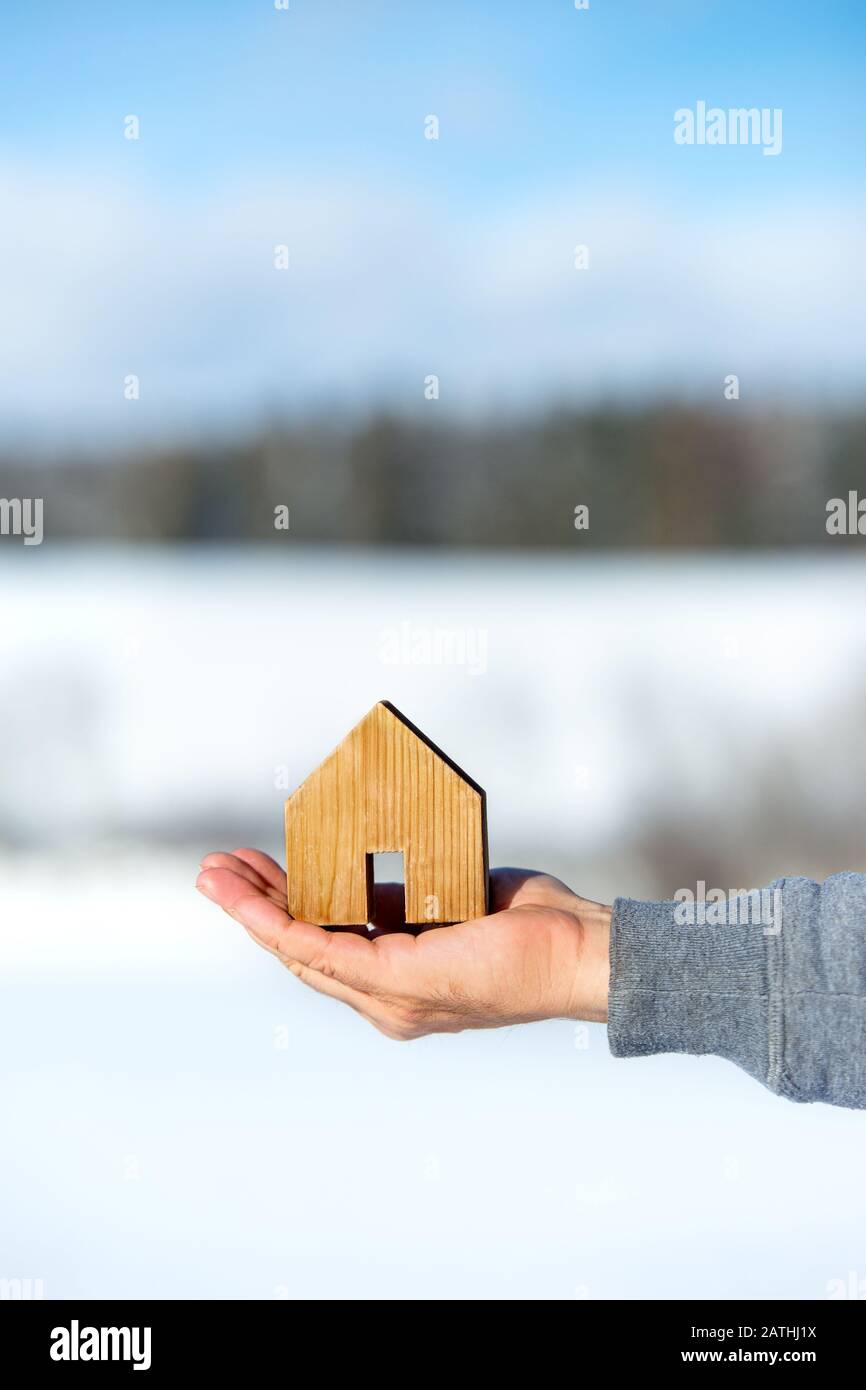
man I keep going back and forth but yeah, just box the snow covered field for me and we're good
[2,547,866,1298]
[3,545,866,867]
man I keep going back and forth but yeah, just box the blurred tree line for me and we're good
[3,405,865,546]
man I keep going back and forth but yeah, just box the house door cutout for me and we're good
[369,851,405,885]
[366,851,405,927]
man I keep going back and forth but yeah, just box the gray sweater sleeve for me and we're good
[608,873,866,1108]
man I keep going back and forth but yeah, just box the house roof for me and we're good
[375,701,485,797]
[285,700,485,805]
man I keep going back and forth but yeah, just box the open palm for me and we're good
[196,850,611,1038]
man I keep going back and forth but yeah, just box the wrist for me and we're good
[567,899,611,1023]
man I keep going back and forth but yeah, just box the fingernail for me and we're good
[196,882,215,901]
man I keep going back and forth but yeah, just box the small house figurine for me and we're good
[284,701,489,926]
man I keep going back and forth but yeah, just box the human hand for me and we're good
[196,850,611,1039]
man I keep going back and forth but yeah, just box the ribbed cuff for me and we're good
[608,894,775,1089]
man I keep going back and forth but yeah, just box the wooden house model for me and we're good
[284,701,488,926]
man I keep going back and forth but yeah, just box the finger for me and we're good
[232,848,287,893]
[200,851,272,894]
[197,867,393,994]
[199,852,287,910]
[238,923,400,1031]
[488,867,573,914]
[488,868,539,912]
[197,867,286,926]
[259,938,395,1029]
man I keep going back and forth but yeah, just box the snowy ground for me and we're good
[2,548,866,1298]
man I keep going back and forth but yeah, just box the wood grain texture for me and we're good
[284,701,488,925]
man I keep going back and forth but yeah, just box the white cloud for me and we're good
[1,164,864,441]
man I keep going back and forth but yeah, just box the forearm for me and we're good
[606,873,866,1109]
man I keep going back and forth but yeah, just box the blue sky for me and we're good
[1,0,865,440]
[3,0,864,195]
